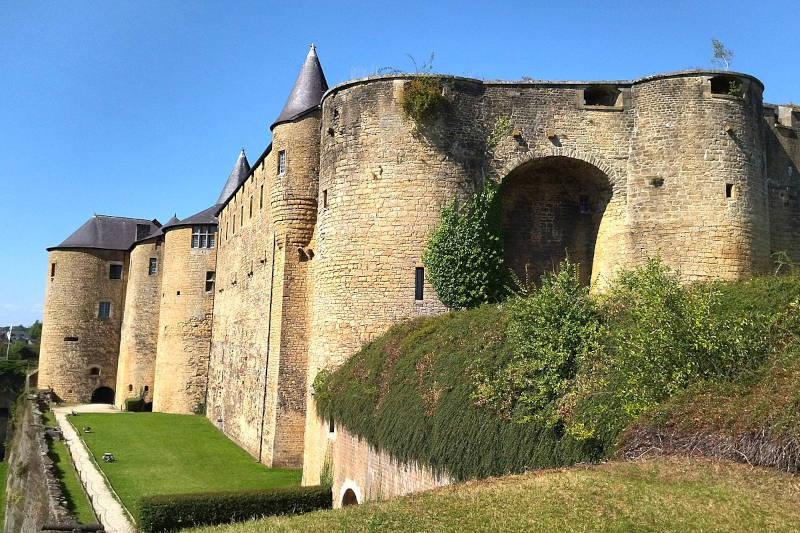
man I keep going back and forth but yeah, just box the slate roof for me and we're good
[161,205,218,231]
[48,215,161,251]
[271,44,328,130]
[216,150,251,206]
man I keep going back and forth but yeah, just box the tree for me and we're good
[711,39,733,70]
[28,320,41,341]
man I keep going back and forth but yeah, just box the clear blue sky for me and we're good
[1,0,797,326]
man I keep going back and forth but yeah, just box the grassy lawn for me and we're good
[189,457,800,532]
[69,413,300,519]
[48,439,97,524]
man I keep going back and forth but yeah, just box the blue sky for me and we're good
[1,0,798,326]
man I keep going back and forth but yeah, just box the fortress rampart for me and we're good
[37,46,800,504]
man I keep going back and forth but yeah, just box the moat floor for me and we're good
[69,410,301,523]
[189,456,800,533]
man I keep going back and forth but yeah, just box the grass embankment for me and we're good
[315,265,800,480]
[69,413,300,519]
[189,456,800,533]
[41,409,96,523]
[0,461,6,526]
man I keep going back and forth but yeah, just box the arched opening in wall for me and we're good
[501,156,612,286]
[341,488,359,507]
[90,386,115,404]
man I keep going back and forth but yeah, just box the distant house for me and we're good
[1,326,32,345]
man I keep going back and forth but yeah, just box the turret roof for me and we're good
[216,150,251,206]
[162,205,218,232]
[271,44,328,129]
[48,215,160,251]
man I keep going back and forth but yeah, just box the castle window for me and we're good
[148,258,157,276]
[144,385,149,392]
[240,205,244,226]
[278,150,286,175]
[415,267,424,301]
[579,195,591,214]
[329,418,335,434]
[192,226,215,248]
[128,384,133,392]
[205,271,215,293]
[260,184,264,209]
[50,263,56,278]
[233,214,236,234]
[323,189,328,208]
[98,301,111,319]
[711,75,743,97]
[64,336,78,342]
[89,366,100,377]
[249,196,253,218]
[726,183,736,199]
[109,264,123,280]
[582,86,622,107]
[226,222,229,240]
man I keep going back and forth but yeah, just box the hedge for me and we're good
[124,397,144,412]
[138,485,331,532]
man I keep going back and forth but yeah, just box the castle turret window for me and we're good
[109,263,123,279]
[148,258,157,275]
[98,301,111,319]
[50,263,56,278]
[260,184,264,209]
[192,226,215,248]
[278,150,286,175]
[205,271,215,293]
[415,267,424,301]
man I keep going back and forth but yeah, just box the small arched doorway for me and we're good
[341,488,359,507]
[501,156,613,286]
[90,386,115,404]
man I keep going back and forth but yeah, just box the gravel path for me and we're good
[53,404,136,533]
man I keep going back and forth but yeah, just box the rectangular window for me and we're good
[323,189,328,208]
[226,222,229,240]
[205,271,215,293]
[109,264,123,280]
[50,263,56,278]
[260,184,264,209]
[278,150,286,174]
[98,301,111,319]
[415,267,424,301]
[240,205,244,226]
[249,196,253,218]
[148,258,157,276]
[726,183,735,198]
[233,214,236,234]
[191,225,215,248]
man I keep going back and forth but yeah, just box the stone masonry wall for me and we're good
[39,248,128,403]
[765,105,800,263]
[115,238,163,409]
[152,227,216,414]
[329,425,452,509]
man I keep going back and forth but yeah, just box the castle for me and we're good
[38,45,800,505]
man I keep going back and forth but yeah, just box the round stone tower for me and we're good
[39,215,160,403]
[627,71,770,279]
[152,208,218,414]
[114,223,170,409]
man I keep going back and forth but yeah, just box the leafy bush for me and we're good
[125,397,144,412]
[566,259,770,446]
[472,260,600,426]
[400,77,443,123]
[422,180,507,309]
[138,486,331,532]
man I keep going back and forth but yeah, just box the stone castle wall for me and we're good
[152,227,216,414]
[765,105,800,263]
[39,248,128,403]
[115,237,163,408]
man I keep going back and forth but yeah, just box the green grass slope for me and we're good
[315,268,800,481]
[47,439,96,523]
[187,457,800,533]
[70,413,301,519]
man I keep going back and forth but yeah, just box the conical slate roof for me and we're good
[48,215,160,251]
[161,206,218,232]
[271,44,328,129]
[216,150,251,206]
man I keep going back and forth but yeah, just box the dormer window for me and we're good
[278,150,286,175]
[191,225,215,248]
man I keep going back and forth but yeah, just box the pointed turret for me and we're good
[271,44,328,130]
[216,150,251,206]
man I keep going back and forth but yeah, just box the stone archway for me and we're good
[90,386,115,404]
[341,488,359,506]
[500,155,616,286]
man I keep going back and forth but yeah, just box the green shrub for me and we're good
[138,485,331,532]
[125,397,144,412]
[422,180,507,309]
[472,260,600,426]
[400,76,443,123]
